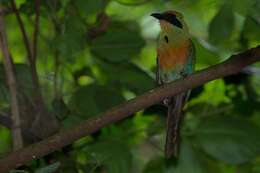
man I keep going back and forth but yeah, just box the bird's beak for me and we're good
[151,13,163,20]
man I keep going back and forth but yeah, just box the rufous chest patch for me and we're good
[157,40,190,71]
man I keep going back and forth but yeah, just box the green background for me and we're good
[0,0,260,172]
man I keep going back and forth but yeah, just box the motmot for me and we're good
[151,10,195,158]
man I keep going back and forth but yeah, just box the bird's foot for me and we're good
[180,70,188,78]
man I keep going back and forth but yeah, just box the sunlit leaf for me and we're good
[190,79,230,106]
[0,126,11,154]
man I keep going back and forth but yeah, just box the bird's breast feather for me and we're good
[157,40,190,71]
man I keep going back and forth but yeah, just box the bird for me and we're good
[151,10,195,159]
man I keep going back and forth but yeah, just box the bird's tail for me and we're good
[165,93,186,159]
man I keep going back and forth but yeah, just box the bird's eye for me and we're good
[164,36,169,43]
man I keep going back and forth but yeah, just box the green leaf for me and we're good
[84,140,132,173]
[51,15,86,61]
[194,40,219,66]
[241,16,260,47]
[69,84,125,118]
[96,61,155,94]
[117,63,155,94]
[14,64,33,94]
[143,141,206,173]
[0,63,35,105]
[91,26,145,62]
[143,157,166,173]
[35,162,60,173]
[0,0,10,5]
[62,115,85,129]
[170,141,206,173]
[51,97,70,120]
[0,126,11,154]
[74,0,107,16]
[113,0,150,6]
[195,116,260,164]
[190,79,230,106]
[226,0,255,15]
[208,4,235,45]
[250,0,260,20]
[19,0,34,15]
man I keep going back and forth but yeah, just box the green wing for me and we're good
[184,39,195,76]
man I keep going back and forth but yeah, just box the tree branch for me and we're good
[9,1,58,138]
[0,6,23,151]
[0,46,259,172]
[10,0,42,95]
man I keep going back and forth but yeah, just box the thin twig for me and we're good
[0,6,23,150]
[32,0,41,61]
[11,0,42,93]
[53,51,60,97]
[10,0,32,63]
[0,46,259,172]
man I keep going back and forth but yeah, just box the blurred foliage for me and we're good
[0,0,260,172]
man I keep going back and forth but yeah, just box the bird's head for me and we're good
[151,10,188,33]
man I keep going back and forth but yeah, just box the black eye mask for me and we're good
[151,13,183,29]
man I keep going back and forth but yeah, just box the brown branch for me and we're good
[0,46,259,172]
[7,1,58,139]
[10,0,42,93]
[29,0,44,103]
[10,0,49,124]
[0,6,23,151]
[87,12,110,40]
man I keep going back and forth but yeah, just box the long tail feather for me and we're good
[165,93,186,159]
